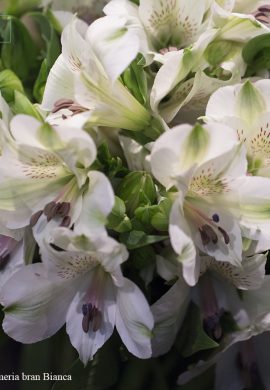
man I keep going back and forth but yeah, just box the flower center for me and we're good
[252,5,270,24]
[184,200,230,246]
[30,178,79,228]
[81,268,106,333]
[52,99,87,119]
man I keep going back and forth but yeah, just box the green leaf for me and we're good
[4,0,40,16]
[242,33,270,75]
[117,171,157,215]
[11,90,43,120]
[33,58,48,103]
[177,303,219,358]
[0,69,24,103]
[120,230,168,249]
[122,54,148,105]
[1,16,39,84]
[28,12,61,102]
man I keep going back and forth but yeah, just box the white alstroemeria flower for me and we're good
[177,276,270,386]
[42,18,152,133]
[1,228,154,363]
[151,123,247,285]
[152,249,267,357]
[206,80,270,177]
[102,0,213,62]
[0,114,114,236]
[151,7,267,122]
[151,123,270,283]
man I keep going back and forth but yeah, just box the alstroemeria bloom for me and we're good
[152,249,267,357]
[206,79,270,177]
[150,6,268,122]
[0,114,114,236]
[151,123,246,285]
[42,18,153,133]
[89,0,213,77]
[151,123,270,284]
[0,228,154,363]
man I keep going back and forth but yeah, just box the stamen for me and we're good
[199,227,211,245]
[258,5,270,12]
[212,213,220,223]
[60,216,71,227]
[218,227,230,244]
[159,46,178,55]
[43,201,57,221]
[92,307,102,332]
[203,225,218,244]
[30,210,43,227]
[57,202,71,218]
[81,303,102,333]
[51,99,74,113]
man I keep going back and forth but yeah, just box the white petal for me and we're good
[1,263,76,343]
[169,197,198,286]
[116,278,154,359]
[75,171,115,235]
[41,55,75,111]
[87,15,140,81]
[151,278,190,356]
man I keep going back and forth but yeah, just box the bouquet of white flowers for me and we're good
[1,1,270,389]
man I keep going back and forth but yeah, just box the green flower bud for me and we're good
[117,171,157,215]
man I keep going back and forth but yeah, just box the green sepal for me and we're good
[120,230,168,250]
[151,198,172,231]
[107,196,132,233]
[243,33,270,75]
[122,54,148,106]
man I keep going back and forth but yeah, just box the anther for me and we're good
[43,201,57,217]
[92,308,102,332]
[51,99,74,113]
[199,227,210,245]
[203,225,218,244]
[60,216,71,228]
[57,202,71,218]
[258,5,270,12]
[218,227,230,244]
[212,213,220,223]
[30,210,43,227]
